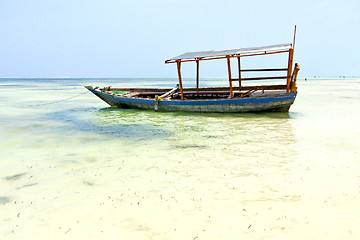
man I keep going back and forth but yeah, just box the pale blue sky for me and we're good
[0,0,359,78]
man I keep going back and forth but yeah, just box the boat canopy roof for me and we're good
[165,43,292,63]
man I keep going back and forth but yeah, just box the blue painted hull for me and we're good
[87,88,296,113]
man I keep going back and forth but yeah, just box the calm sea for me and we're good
[1,78,359,239]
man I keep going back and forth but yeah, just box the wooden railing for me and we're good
[227,66,290,98]
[230,68,288,82]
[231,76,288,81]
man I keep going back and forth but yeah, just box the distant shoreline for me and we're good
[1,76,359,80]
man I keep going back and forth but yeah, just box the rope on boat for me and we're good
[32,91,89,106]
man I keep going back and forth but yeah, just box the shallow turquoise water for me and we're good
[1,78,360,239]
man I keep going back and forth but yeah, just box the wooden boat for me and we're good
[86,30,300,113]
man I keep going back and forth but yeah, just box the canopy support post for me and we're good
[286,25,297,94]
[293,25,297,50]
[227,56,233,99]
[176,60,184,100]
[196,59,200,89]
[286,49,294,94]
[237,56,241,89]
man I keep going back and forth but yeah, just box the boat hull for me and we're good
[86,87,297,113]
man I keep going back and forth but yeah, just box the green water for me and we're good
[1,78,360,239]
